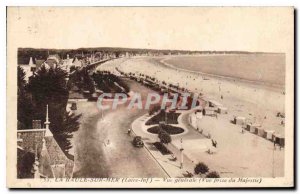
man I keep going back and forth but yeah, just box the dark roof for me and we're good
[35,59,45,69]
[44,136,74,178]
[17,130,74,178]
[45,136,67,165]
[17,130,45,156]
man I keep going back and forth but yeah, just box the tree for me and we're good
[194,162,209,175]
[158,130,172,145]
[206,171,220,178]
[82,69,95,94]
[27,66,69,106]
[18,66,26,91]
[17,66,34,129]
[27,66,81,154]
[27,66,69,132]
[92,71,129,94]
[57,112,82,158]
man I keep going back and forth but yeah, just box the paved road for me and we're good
[72,79,167,178]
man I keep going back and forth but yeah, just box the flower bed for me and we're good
[146,110,181,125]
[147,124,184,135]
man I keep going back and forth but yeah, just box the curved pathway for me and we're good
[72,79,167,178]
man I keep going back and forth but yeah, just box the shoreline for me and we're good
[159,56,285,93]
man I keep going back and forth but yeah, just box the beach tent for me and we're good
[217,106,228,114]
[234,116,246,125]
[203,107,216,116]
[246,123,260,134]
[265,130,275,140]
[208,100,223,108]
[274,134,285,147]
[195,111,203,119]
[257,127,266,138]
[250,127,257,134]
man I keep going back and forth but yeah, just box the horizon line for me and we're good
[18,47,285,54]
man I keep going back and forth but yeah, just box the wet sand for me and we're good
[163,54,285,88]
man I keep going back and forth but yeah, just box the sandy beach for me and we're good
[96,55,285,177]
[99,56,285,136]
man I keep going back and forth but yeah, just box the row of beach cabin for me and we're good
[234,117,285,148]
[198,97,285,148]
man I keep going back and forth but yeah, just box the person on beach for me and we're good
[212,139,217,148]
[207,148,211,154]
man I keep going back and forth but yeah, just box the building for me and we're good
[43,54,61,69]
[17,105,74,179]
[72,57,82,68]
[61,54,73,72]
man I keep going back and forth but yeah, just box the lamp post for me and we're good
[65,73,69,86]
[101,109,104,120]
[165,109,168,124]
[272,133,276,178]
[180,138,184,169]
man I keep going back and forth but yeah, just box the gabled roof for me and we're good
[44,136,74,178]
[17,129,74,178]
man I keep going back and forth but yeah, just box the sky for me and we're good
[7,7,293,52]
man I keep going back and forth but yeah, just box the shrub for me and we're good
[194,162,209,175]
[92,71,129,93]
[158,130,172,144]
[153,142,172,155]
[206,171,220,178]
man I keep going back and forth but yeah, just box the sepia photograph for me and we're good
[6,6,294,188]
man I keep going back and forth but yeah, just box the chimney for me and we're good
[32,120,42,129]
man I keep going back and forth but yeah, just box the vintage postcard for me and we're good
[6,7,294,188]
